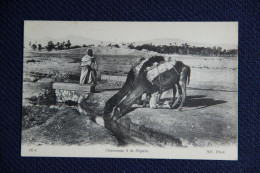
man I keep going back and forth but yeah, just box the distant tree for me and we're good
[68,40,71,47]
[83,44,87,47]
[70,45,81,49]
[223,49,227,56]
[65,40,71,49]
[125,41,237,57]
[226,49,238,56]
[181,43,190,55]
[128,43,135,49]
[186,44,190,55]
[114,44,120,48]
[31,44,37,51]
[216,46,222,56]
[38,44,42,51]
[55,42,60,50]
[46,41,55,51]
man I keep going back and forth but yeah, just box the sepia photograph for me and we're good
[21,21,238,160]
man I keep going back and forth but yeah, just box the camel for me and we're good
[104,56,190,120]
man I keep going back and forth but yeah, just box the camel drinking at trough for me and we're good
[104,56,191,121]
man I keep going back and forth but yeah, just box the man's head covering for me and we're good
[87,49,93,57]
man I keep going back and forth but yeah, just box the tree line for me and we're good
[128,43,238,56]
[29,40,237,56]
[29,40,120,52]
[30,40,74,51]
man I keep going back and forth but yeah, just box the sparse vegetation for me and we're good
[30,40,87,52]
[128,43,237,57]
[38,44,42,51]
[31,44,37,51]
[46,41,55,51]
[29,39,237,56]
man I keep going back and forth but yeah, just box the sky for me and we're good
[24,21,238,45]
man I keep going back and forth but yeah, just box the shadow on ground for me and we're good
[160,95,227,110]
[185,95,227,108]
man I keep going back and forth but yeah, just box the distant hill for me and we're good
[135,38,187,46]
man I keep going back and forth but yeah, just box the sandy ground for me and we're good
[124,89,237,147]
[22,47,238,147]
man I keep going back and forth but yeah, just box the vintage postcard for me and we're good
[22,21,238,160]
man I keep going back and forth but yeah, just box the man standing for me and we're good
[80,49,98,85]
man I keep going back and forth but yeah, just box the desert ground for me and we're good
[22,46,238,147]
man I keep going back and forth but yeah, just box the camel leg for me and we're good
[177,66,189,111]
[171,82,182,109]
[178,80,186,111]
[144,93,151,107]
[162,85,177,109]
[157,92,162,105]
[172,84,177,103]
[141,93,147,107]
[150,91,159,109]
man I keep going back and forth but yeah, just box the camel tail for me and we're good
[186,66,191,85]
